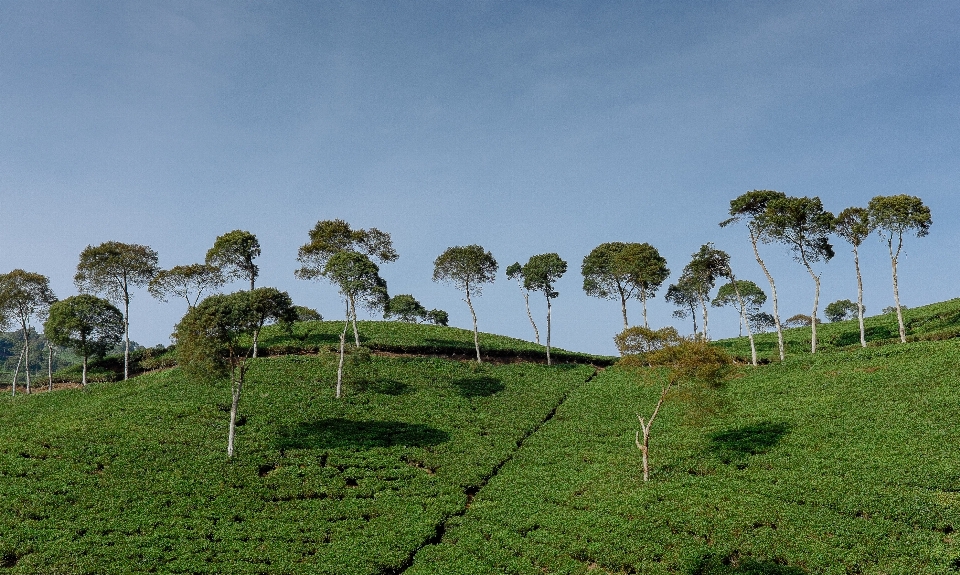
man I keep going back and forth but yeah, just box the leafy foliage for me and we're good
[205,230,261,290]
[824,299,860,322]
[44,295,124,386]
[74,241,159,304]
[581,242,669,327]
[431,245,498,296]
[148,263,225,307]
[384,294,428,323]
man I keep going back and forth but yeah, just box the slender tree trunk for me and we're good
[700,300,709,341]
[751,232,785,360]
[523,290,539,344]
[854,245,866,347]
[465,286,481,363]
[641,292,649,329]
[888,236,906,343]
[636,379,673,482]
[11,346,24,397]
[227,371,244,458]
[545,295,552,366]
[349,295,360,347]
[337,322,348,398]
[123,290,130,381]
[337,300,349,398]
[252,329,259,358]
[730,276,758,366]
[802,258,821,353]
[82,355,88,388]
[689,305,698,336]
[619,286,629,329]
[21,322,31,394]
[48,344,53,391]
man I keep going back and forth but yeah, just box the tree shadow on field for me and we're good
[690,553,807,574]
[276,419,450,450]
[709,421,791,464]
[451,376,504,398]
[354,378,411,396]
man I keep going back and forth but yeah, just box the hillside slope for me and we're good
[3,313,960,573]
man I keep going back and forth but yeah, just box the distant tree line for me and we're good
[0,195,932,455]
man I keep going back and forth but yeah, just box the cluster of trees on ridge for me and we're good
[0,192,933,461]
[0,192,929,382]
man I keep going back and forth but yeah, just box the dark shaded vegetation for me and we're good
[709,421,791,463]
[691,553,807,575]
[450,375,504,397]
[276,418,451,450]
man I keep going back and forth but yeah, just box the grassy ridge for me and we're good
[0,353,594,573]
[715,298,960,360]
[257,320,612,364]
[408,340,960,574]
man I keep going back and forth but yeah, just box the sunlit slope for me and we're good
[715,297,960,360]
[409,339,960,574]
[257,319,612,364]
[0,350,595,574]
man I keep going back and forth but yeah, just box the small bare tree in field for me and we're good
[622,334,731,482]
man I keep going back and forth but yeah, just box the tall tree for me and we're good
[205,230,261,291]
[506,262,539,344]
[432,245,498,363]
[721,190,788,360]
[74,241,159,380]
[322,252,389,397]
[582,242,670,329]
[44,295,124,387]
[664,275,700,336]
[712,278,765,366]
[681,243,729,340]
[296,220,398,347]
[712,280,766,336]
[834,207,874,347]
[174,288,295,457]
[148,264,225,309]
[868,195,932,343]
[0,270,57,394]
[763,196,835,353]
[521,253,568,365]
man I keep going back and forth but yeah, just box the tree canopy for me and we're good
[868,194,931,343]
[297,220,397,347]
[721,190,788,360]
[174,288,295,457]
[763,195,834,353]
[148,264,225,308]
[205,230,261,291]
[433,245,498,362]
[75,241,159,380]
[44,294,124,387]
[581,242,669,329]
[521,253,567,365]
[0,269,57,393]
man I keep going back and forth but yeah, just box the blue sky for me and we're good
[2,1,958,355]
